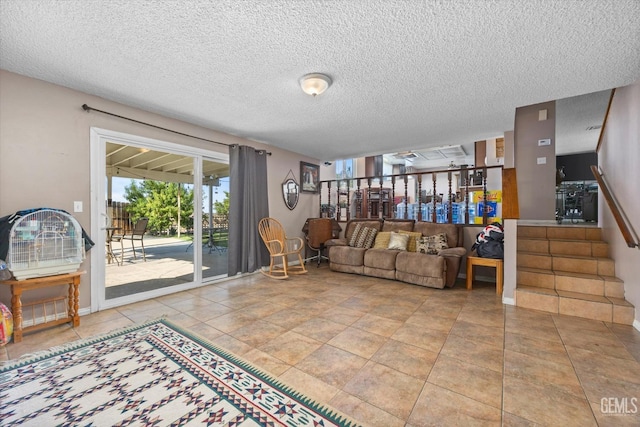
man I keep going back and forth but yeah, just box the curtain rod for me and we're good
[82,104,271,155]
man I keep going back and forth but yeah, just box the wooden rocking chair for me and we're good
[258,217,307,279]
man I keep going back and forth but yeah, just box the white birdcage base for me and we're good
[11,264,82,281]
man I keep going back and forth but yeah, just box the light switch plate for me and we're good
[538,109,548,121]
[74,201,83,212]
[538,138,552,146]
[537,157,547,165]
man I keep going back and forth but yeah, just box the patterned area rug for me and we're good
[0,319,359,426]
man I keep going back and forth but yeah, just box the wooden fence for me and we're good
[107,201,229,235]
[107,201,133,234]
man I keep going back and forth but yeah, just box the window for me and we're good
[335,159,355,180]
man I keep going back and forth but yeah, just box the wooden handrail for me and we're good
[596,88,616,154]
[591,165,639,248]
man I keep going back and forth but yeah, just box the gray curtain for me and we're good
[228,145,270,275]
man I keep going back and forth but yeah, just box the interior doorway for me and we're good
[90,128,229,312]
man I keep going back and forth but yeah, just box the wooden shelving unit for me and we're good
[356,188,393,218]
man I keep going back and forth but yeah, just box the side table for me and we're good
[0,271,85,343]
[466,256,503,295]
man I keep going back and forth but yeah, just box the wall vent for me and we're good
[393,152,420,160]
[421,145,466,160]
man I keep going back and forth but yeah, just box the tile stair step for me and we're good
[608,297,636,324]
[516,268,626,298]
[517,225,602,241]
[555,272,625,298]
[515,286,634,325]
[554,270,606,295]
[557,290,615,322]
[517,226,548,239]
[517,251,615,276]
[515,285,558,314]
[517,238,609,257]
[554,254,615,276]
[516,267,555,289]
[601,275,625,298]
[516,225,631,325]
[516,238,550,254]
[516,251,553,270]
[546,226,602,241]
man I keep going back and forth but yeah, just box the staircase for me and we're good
[515,225,634,324]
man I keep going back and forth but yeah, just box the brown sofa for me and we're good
[327,219,466,289]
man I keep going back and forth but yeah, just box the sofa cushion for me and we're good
[373,231,392,249]
[364,248,400,280]
[417,233,449,255]
[364,266,397,280]
[413,222,461,248]
[395,252,446,289]
[439,247,467,258]
[399,230,422,252]
[364,248,399,270]
[330,262,365,275]
[395,270,446,289]
[438,247,467,288]
[325,238,347,248]
[349,223,378,248]
[382,219,415,233]
[387,232,410,250]
[330,245,367,266]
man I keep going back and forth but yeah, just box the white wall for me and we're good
[599,80,640,326]
[0,70,319,309]
[501,130,517,303]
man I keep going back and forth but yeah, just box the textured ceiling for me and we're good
[555,90,612,156]
[1,1,639,163]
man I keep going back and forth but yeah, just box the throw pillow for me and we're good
[417,233,449,255]
[349,223,378,249]
[387,232,410,251]
[348,223,364,247]
[361,227,378,249]
[399,230,422,252]
[373,231,392,249]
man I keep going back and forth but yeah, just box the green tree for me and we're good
[213,191,230,218]
[124,180,194,235]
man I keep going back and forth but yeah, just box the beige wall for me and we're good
[599,80,640,326]
[514,101,556,220]
[0,70,319,309]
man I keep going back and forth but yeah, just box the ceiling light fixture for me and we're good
[300,73,332,96]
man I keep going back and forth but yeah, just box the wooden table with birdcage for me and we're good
[0,271,85,343]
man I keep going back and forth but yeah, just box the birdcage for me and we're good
[6,209,85,280]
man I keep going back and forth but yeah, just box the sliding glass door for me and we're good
[201,159,229,279]
[91,128,229,311]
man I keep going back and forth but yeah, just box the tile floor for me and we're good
[2,266,640,426]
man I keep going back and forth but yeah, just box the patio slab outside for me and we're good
[106,235,228,299]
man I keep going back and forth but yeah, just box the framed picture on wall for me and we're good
[300,161,319,193]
